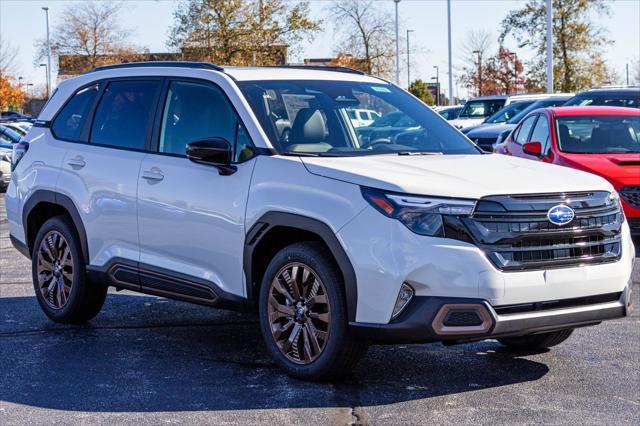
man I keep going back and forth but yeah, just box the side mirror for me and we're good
[522,141,543,157]
[186,137,236,175]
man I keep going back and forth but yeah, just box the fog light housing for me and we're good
[391,283,414,320]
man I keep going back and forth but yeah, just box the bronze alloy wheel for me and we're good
[36,230,74,309]
[268,262,331,365]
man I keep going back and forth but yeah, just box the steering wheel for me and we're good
[360,138,392,150]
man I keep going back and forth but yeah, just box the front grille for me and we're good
[461,191,622,271]
[443,310,483,326]
[628,218,640,235]
[620,186,640,209]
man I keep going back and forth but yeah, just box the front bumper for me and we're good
[350,285,632,344]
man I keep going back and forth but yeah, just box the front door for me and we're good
[137,79,257,300]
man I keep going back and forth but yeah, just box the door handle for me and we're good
[141,168,164,182]
[67,156,86,168]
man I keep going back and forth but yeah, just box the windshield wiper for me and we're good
[280,151,321,157]
[396,151,443,155]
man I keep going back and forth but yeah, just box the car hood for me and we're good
[449,117,485,129]
[561,153,640,183]
[466,123,516,139]
[301,154,613,199]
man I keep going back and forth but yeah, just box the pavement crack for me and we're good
[0,320,258,337]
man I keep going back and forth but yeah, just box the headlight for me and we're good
[610,191,625,222]
[0,152,11,162]
[361,187,477,236]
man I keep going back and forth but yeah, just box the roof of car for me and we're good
[575,87,640,96]
[547,106,640,116]
[85,61,385,83]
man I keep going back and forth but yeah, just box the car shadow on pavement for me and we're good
[0,294,549,413]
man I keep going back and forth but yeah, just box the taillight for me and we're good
[11,141,29,171]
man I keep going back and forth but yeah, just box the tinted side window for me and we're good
[159,81,253,160]
[90,80,160,150]
[530,115,550,145]
[52,83,101,141]
[514,116,537,145]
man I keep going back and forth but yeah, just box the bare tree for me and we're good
[35,1,136,70]
[461,29,493,96]
[0,39,19,78]
[331,0,395,78]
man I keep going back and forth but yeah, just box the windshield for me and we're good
[556,115,640,154]
[458,99,505,118]
[484,100,535,124]
[238,80,480,156]
[507,98,570,124]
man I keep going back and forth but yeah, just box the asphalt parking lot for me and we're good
[1,196,639,425]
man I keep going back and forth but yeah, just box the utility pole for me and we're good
[394,0,401,85]
[446,0,453,105]
[626,63,630,87]
[406,29,414,88]
[42,7,52,98]
[40,64,49,98]
[432,66,439,106]
[545,0,553,93]
[473,50,482,96]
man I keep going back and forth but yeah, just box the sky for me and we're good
[1,0,639,100]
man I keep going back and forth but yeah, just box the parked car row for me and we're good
[0,122,31,191]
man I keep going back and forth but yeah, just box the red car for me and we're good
[495,106,640,235]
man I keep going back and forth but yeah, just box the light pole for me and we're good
[40,64,49,98]
[406,29,414,87]
[545,0,553,93]
[626,63,630,87]
[473,50,482,96]
[446,0,453,105]
[432,66,439,105]
[394,0,401,85]
[42,7,52,98]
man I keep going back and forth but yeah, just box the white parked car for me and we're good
[0,148,11,189]
[347,108,381,127]
[450,94,567,130]
[5,63,634,380]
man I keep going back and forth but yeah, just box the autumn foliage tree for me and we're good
[408,80,435,106]
[169,0,319,66]
[500,0,613,92]
[0,76,26,111]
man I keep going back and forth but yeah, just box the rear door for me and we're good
[57,79,161,268]
[137,79,258,300]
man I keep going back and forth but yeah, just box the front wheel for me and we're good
[498,328,574,350]
[258,242,368,380]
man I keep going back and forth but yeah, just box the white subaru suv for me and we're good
[5,62,635,380]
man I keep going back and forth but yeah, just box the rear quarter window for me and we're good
[51,84,101,141]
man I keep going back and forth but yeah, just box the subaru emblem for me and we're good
[547,204,575,226]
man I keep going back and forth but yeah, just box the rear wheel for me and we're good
[32,216,107,323]
[498,328,574,350]
[259,242,368,380]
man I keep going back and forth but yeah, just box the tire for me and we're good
[498,328,574,350]
[258,242,368,380]
[31,216,107,323]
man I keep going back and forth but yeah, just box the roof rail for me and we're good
[264,65,366,75]
[86,61,224,73]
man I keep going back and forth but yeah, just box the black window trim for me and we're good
[148,76,259,164]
